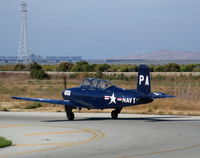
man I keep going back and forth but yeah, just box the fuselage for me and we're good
[62,86,153,109]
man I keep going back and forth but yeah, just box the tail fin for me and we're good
[137,65,151,95]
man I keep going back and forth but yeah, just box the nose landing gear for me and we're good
[65,106,74,120]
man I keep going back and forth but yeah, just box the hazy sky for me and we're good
[0,0,200,59]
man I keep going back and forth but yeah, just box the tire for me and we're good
[67,111,75,120]
[111,110,118,119]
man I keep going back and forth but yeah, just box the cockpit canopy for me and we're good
[81,78,114,89]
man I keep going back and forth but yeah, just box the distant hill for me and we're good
[110,50,200,60]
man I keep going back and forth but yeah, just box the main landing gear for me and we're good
[111,108,121,119]
[65,106,74,120]
[64,106,121,120]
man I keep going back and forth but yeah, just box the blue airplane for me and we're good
[12,65,175,120]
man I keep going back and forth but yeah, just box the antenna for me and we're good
[18,1,32,64]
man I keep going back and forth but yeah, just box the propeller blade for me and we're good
[63,75,67,89]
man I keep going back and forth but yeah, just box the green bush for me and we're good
[90,64,97,71]
[95,64,110,72]
[3,63,200,73]
[107,64,137,72]
[163,63,181,72]
[152,65,164,72]
[71,61,90,72]
[29,62,48,79]
[42,65,56,71]
[118,65,131,72]
[56,62,73,72]
[0,136,12,148]
[192,65,200,72]
[30,69,48,79]
[108,65,118,72]
[13,63,25,71]
[29,62,42,70]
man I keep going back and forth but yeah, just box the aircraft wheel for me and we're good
[67,111,74,121]
[64,106,75,120]
[111,110,118,119]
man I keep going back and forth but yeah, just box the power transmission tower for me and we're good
[18,1,32,64]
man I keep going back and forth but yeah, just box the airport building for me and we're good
[45,56,82,63]
[0,56,18,64]
[0,56,83,65]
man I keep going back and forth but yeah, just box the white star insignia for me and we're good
[109,93,116,104]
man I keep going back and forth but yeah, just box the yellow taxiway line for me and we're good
[25,130,85,136]
[0,124,27,128]
[115,143,200,158]
[0,124,105,158]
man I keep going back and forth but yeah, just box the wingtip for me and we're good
[11,96,18,99]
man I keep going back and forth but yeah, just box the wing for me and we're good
[11,96,75,107]
[150,92,176,99]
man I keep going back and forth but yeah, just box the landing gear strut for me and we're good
[64,106,74,120]
[111,108,121,119]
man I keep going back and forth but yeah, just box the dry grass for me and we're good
[0,72,200,115]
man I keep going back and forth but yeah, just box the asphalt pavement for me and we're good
[0,111,200,158]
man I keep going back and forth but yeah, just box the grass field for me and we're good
[0,136,12,148]
[0,72,200,115]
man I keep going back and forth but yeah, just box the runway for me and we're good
[0,112,200,158]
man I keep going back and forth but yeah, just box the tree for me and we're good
[154,65,165,72]
[193,66,200,72]
[30,69,48,79]
[108,65,118,72]
[95,64,110,72]
[181,64,196,72]
[163,63,180,72]
[42,65,55,71]
[90,64,97,72]
[56,62,73,72]
[13,63,25,71]
[30,62,42,70]
[117,65,136,72]
[29,62,48,79]
[118,65,129,72]
[71,61,90,72]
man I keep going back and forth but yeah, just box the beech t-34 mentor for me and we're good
[12,65,175,120]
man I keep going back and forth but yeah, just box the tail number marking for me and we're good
[139,75,149,86]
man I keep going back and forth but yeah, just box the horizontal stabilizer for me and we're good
[149,93,175,99]
[11,96,75,107]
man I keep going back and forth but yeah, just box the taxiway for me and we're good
[0,112,200,158]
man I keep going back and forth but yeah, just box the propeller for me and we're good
[63,75,67,90]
